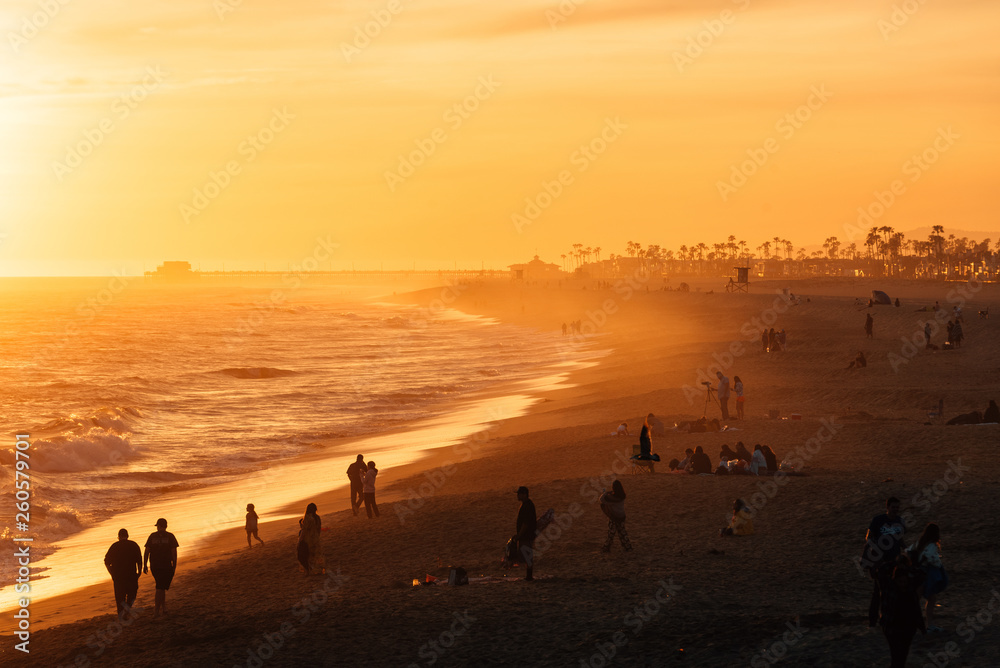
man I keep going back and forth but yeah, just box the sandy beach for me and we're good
[5,277,999,668]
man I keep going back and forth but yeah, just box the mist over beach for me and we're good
[3,1,1000,667]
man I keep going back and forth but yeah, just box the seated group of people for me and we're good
[946,399,1000,425]
[667,441,779,476]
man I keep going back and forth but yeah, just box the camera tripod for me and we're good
[702,383,720,418]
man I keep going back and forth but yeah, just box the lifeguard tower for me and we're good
[726,266,750,293]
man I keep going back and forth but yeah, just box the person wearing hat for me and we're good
[515,486,537,581]
[143,518,179,617]
[104,528,142,618]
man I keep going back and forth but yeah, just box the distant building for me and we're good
[508,255,564,281]
[148,261,198,282]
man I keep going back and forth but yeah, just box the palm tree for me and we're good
[594,246,601,262]
[560,254,567,271]
[865,228,879,260]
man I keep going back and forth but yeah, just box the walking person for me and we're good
[297,503,325,575]
[600,480,632,552]
[880,559,926,668]
[347,454,366,516]
[104,528,142,618]
[716,371,731,421]
[865,313,874,339]
[362,461,380,518]
[515,486,537,581]
[245,503,264,548]
[862,497,906,628]
[913,523,948,632]
[733,375,745,420]
[142,518,178,618]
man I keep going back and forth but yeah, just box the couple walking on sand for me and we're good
[347,454,380,518]
[103,518,178,619]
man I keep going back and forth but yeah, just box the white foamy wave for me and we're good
[35,406,142,438]
[1,431,138,473]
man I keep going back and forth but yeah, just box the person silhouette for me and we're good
[104,528,142,618]
[143,518,179,617]
[245,504,264,548]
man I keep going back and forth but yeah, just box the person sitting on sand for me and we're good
[946,410,982,425]
[719,499,754,536]
[983,400,1000,423]
[678,448,694,471]
[667,458,680,471]
[761,445,778,473]
[751,445,768,475]
[715,452,730,476]
[735,442,753,462]
[600,480,632,553]
[720,444,738,462]
[297,503,325,575]
[614,422,629,437]
[245,503,264,548]
[690,446,712,474]
[847,351,867,369]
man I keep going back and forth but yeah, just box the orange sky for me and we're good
[1,0,998,275]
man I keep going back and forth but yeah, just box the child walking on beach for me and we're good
[246,504,264,547]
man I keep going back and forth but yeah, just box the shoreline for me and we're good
[2,300,607,631]
[5,276,1000,667]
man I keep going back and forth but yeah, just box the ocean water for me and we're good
[0,279,589,610]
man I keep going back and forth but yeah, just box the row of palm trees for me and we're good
[561,227,999,277]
